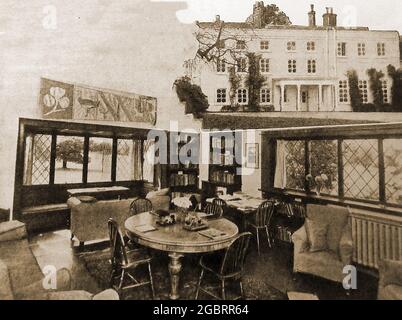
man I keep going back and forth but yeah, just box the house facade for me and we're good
[192,3,400,112]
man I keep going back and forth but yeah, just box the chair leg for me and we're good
[195,269,204,300]
[148,262,155,299]
[265,226,272,248]
[256,228,260,255]
[239,279,244,299]
[221,279,226,300]
[109,268,116,287]
[118,270,125,290]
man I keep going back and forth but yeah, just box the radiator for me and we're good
[351,209,402,269]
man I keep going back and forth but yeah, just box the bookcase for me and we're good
[203,133,242,198]
[168,133,200,200]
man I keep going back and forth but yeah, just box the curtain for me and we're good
[23,134,34,185]
[143,139,155,183]
[274,140,287,189]
[132,139,143,181]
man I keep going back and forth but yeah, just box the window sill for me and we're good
[261,188,402,217]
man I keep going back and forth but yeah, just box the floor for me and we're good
[29,229,378,300]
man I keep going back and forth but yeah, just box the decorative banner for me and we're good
[40,78,157,125]
[40,78,74,120]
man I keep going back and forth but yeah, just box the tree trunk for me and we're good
[63,160,67,169]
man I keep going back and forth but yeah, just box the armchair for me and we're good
[292,204,352,283]
[378,259,402,300]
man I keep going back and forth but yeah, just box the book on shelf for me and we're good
[210,170,236,185]
[170,173,197,187]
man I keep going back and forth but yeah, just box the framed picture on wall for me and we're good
[245,143,259,169]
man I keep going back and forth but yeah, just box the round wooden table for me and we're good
[125,212,239,300]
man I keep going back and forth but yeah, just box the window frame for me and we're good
[260,40,270,51]
[377,42,386,56]
[237,88,248,105]
[337,42,347,57]
[260,88,271,104]
[22,132,146,187]
[259,58,270,73]
[271,134,402,211]
[306,41,316,52]
[288,59,297,73]
[286,41,296,52]
[216,88,227,104]
[307,59,316,74]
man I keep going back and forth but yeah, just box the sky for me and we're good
[155,0,402,31]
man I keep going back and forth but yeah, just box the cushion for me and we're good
[0,221,27,242]
[146,188,169,199]
[305,218,328,252]
[0,259,14,300]
[92,289,120,300]
[77,196,97,203]
[326,206,349,253]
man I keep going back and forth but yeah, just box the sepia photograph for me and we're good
[0,0,401,309]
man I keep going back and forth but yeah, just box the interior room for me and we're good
[1,0,402,301]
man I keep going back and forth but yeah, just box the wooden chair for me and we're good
[195,232,252,300]
[247,200,276,255]
[130,198,153,215]
[204,203,224,218]
[212,198,227,214]
[108,219,155,298]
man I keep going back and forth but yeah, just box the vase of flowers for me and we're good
[171,197,193,222]
[306,173,329,196]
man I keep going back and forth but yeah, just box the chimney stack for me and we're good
[308,4,316,27]
[252,1,265,28]
[215,15,220,22]
[323,7,337,28]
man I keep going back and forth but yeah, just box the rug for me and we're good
[79,248,286,300]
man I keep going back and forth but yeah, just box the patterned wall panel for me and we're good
[40,78,157,125]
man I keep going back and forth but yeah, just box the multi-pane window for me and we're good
[359,80,368,103]
[288,59,296,73]
[88,137,113,182]
[236,40,246,50]
[216,59,226,73]
[276,136,402,207]
[377,43,386,56]
[260,88,271,104]
[309,140,339,196]
[260,58,270,73]
[357,43,366,56]
[237,88,248,104]
[287,41,296,51]
[382,81,389,103]
[307,41,315,51]
[55,136,84,184]
[216,88,227,103]
[237,57,248,72]
[260,40,270,50]
[339,80,349,103]
[384,139,402,205]
[23,134,52,185]
[343,139,379,201]
[337,42,347,56]
[283,140,306,190]
[307,59,316,73]
[116,139,137,181]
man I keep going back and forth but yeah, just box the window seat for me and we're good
[21,203,69,215]
[21,203,70,234]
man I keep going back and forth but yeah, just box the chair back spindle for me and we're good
[130,198,153,215]
[204,203,224,218]
[220,232,252,275]
[254,200,275,227]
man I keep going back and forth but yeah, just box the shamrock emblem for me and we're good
[43,87,70,116]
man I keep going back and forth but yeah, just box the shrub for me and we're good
[347,70,361,111]
[173,76,209,118]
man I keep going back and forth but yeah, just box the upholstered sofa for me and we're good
[0,220,118,300]
[378,259,402,300]
[68,191,170,245]
[292,204,353,283]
